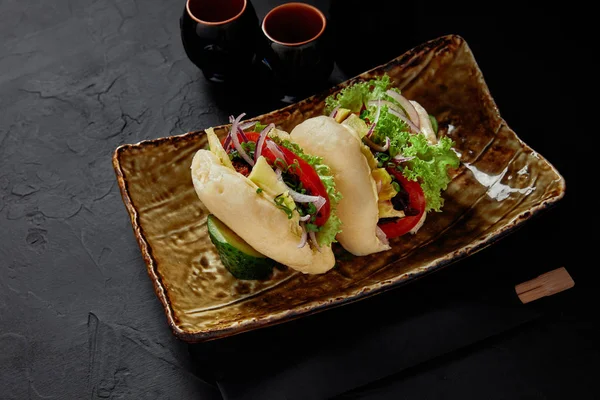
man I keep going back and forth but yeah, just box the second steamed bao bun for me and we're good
[290,116,390,256]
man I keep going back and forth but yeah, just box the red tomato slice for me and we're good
[378,168,426,239]
[225,131,331,226]
[276,146,331,226]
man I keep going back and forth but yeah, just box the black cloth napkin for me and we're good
[188,236,546,400]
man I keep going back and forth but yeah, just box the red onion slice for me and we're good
[270,142,327,214]
[409,212,427,235]
[297,223,308,248]
[299,214,311,222]
[309,231,321,252]
[254,123,275,162]
[265,140,286,161]
[376,226,389,245]
[230,113,255,167]
[239,120,258,131]
[283,184,327,214]
[363,136,390,152]
[387,108,420,134]
[314,196,327,213]
[222,133,232,150]
[222,115,235,149]
[329,106,340,119]
[385,90,420,128]
[286,187,325,205]
[228,116,249,142]
[393,154,415,163]
[366,123,375,138]
[236,126,249,142]
[366,100,383,138]
[367,100,404,117]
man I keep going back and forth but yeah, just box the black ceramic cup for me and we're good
[180,0,260,83]
[259,2,334,101]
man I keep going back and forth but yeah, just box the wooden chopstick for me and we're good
[515,267,574,304]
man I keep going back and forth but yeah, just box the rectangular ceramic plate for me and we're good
[113,35,565,343]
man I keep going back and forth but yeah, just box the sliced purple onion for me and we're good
[222,133,232,150]
[366,100,383,138]
[239,120,258,131]
[366,123,376,138]
[393,154,415,163]
[376,226,389,245]
[314,196,327,213]
[385,90,420,128]
[309,231,321,252]
[387,108,420,134]
[408,212,427,235]
[299,214,311,222]
[297,223,308,248]
[223,115,235,149]
[282,183,327,214]
[230,113,255,167]
[367,99,404,117]
[236,126,249,142]
[254,123,275,162]
[286,187,325,205]
[228,115,249,142]
[363,136,390,152]
[275,168,283,179]
[265,140,286,161]
[329,106,340,119]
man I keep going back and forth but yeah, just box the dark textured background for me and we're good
[1,1,595,399]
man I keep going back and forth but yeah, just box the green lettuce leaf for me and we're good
[325,81,369,114]
[324,74,460,213]
[273,139,343,247]
[367,74,392,102]
[367,105,459,212]
[400,135,459,212]
[253,122,267,132]
[324,75,393,115]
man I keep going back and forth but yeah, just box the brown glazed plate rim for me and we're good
[112,34,566,343]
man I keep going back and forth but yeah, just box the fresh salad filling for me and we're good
[215,113,342,249]
[324,75,460,239]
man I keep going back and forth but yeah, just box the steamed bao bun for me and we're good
[291,116,390,256]
[191,147,336,275]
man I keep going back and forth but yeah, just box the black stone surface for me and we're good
[1,1,595,399]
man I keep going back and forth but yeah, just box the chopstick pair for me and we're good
[515,267,574,304]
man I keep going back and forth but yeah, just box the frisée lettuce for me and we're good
[325,75,460,212]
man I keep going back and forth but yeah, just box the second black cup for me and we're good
[259,2,334,101]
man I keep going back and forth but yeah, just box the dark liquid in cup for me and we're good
[263,3,325,45]
[188,0,245,23]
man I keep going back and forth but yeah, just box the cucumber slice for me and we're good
[428,114,438,135]
[207,214,275,280]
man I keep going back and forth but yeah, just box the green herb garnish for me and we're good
[305,223,319,232]
[274,194,293,219]
[274,157,287,171]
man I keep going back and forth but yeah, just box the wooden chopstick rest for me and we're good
[515,267,575,304]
